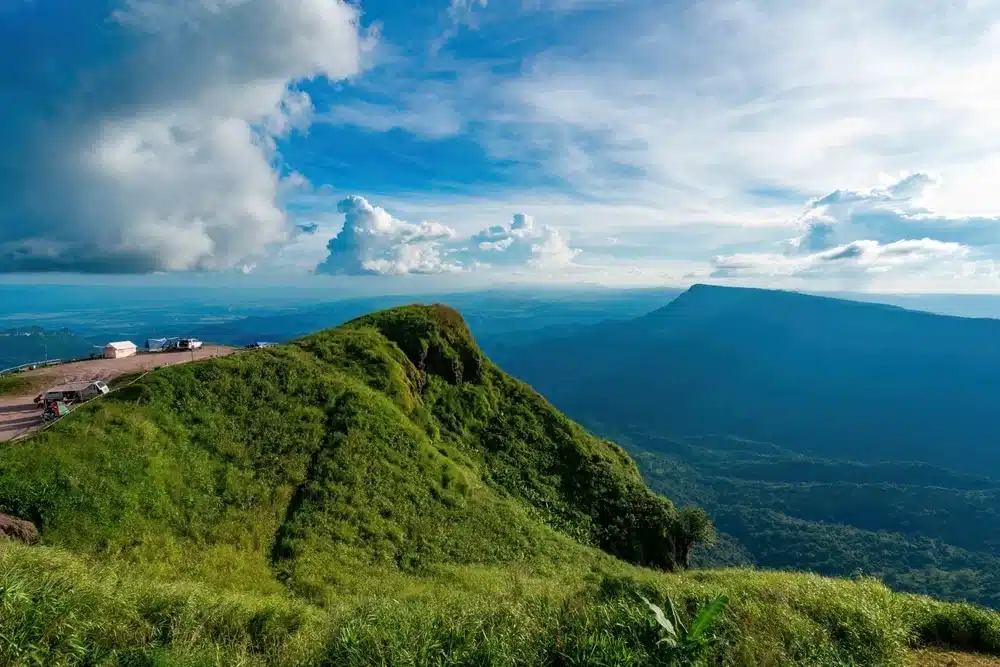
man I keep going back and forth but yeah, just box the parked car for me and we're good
[245,342,275,349]
[177,338,203,351]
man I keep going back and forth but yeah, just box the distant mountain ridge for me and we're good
[190,289,683,348]
[493,283,1000,474]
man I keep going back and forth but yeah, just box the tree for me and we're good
[675,507,716,569]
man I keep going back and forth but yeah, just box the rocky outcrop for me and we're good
[0,514,39,545]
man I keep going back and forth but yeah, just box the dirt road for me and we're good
[0,346,235,442]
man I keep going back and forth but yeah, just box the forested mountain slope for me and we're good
[625,431,1000,608]
[493,283,1000,473]
[490,285,1000,609]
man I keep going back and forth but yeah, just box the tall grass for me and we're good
[3,543,1000,666]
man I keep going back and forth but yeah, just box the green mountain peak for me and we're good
[0,304,689,598]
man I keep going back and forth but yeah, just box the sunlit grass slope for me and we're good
[0,304,998,665]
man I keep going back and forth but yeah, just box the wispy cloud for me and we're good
[322,0,1000,290]
[318,87,466,139]
[490,1,1000,216]
[431,0,489,54]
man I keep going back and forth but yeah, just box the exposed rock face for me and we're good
[0,514,39,545]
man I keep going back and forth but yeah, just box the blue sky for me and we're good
[4,0,1000,292]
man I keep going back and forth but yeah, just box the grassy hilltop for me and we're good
[0,305,999,665]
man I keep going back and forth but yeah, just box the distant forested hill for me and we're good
[0,327,97,369]
[492,283,1000,474]
[623,430,1000,608]
[490,284,1000,608]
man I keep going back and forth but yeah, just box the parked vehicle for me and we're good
[177,338,203,351]
[34,380,109,406]
[245,342,275,349]
[146,338,180,352]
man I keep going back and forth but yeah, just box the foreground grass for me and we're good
[4,543,1000,667]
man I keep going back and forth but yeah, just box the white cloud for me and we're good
[316,197,580,275]
[492,0,1000,220]
[710,173,1000,286]
[431,0,489,53]
[317,196,462,275]
[323,0,1000,290]
[786,173,1000,254]
[0,0,372,273]
[447,0,489,24]
[12,0,1000,293]
[714,239,971,278]
[432,0,616,53]
[365,0,1000,247]
[468,213,579,268]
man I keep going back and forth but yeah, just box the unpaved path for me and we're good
[0,346,235,441]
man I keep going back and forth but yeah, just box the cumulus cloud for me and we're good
[468,213,579,268]
[316,197,580,275]
[317,196,461,275]
[0,0,372,273]
[712,173,1000,282]
[786,173,1000,255]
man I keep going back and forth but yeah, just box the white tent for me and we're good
[104,341,137,359]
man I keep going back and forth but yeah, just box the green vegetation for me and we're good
[639,593,728,664]
[0,372,39,396]
[485,283,1000,611]
[625,431,1000,609]
[7,540,1000,666]
[0,304,998,664]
